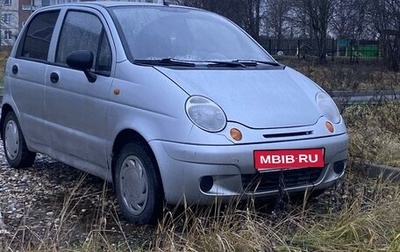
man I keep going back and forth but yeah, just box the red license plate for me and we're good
[254,149,324,170]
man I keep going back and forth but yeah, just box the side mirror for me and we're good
[66,50,97,83]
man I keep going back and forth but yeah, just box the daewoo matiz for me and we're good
[1,1,348,224]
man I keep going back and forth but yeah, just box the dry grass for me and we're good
[2,168,399,252]
[0,50,9,94]
[278,175,400,252]
[151,171,400,252]
[343,102,400,167]
[279,57,400,92]
[1,173,135,252]
[153,200,275,251]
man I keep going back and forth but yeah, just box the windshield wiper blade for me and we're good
[134,58,196,67]
[207,60,283,68]
[207,61,247,68]
[234,60,282,67]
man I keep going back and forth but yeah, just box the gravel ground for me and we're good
[0,142,154,251]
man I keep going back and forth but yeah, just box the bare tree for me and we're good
[263,0,293,50]
[293,0,333,63]
[179,0,262,41]
[367,0,400,71]
[237,0,262,41]
[330,0,369,39]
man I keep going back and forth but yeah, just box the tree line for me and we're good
[174,0,400,70]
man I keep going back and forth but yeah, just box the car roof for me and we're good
[34,0,199,15]
[72,1,163,7]
[40,1,187,9]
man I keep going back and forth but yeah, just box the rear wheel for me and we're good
[2,111,36,168]
[114,142,163,225]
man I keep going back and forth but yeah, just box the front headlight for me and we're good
[185,96,226,132]
[316,92,341,124]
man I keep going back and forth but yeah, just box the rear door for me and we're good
[6,10,60,148]
[45,9,113,170]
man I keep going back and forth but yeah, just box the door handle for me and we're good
[50,72,59,83]
[12,65,18,74]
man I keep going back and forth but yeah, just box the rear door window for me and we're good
[17,11,60,61]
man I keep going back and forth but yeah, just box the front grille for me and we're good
[242,168,322,192]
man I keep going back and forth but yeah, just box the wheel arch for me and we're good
[1,104,14,139]
[111,129,165,195]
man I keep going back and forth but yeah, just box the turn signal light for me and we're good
[230,128,242,141]
[325,121,334,133]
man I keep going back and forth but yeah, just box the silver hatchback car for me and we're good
[1,1,348,224]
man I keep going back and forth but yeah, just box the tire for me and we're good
[2,111,36,168]
[114,142,163,225]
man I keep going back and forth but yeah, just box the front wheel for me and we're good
[114,142,163,225]
[2,111,36,168]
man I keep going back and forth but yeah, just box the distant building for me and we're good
[19,0,33,28]
[0,0,81,47]
[1,0,158,47]
[1,0,19,46]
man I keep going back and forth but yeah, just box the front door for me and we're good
[45,9,113,172]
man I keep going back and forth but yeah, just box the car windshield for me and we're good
[109,6,275,63]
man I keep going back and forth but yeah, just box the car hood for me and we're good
[156,66,323,129]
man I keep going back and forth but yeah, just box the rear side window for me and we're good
[56,11,112,75]
[18,11,60,61]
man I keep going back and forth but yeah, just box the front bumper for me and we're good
[150,133,349,205]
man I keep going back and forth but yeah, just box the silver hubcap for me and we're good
[120,155,149,215]
[5,120,19,160]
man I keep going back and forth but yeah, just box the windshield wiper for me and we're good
[207,60,283,68]
[207,61,247,68]
[134,58,196,67]
[233,60,283,67]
